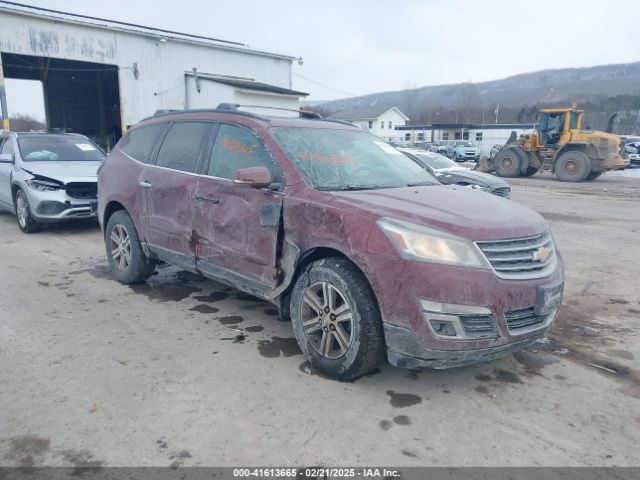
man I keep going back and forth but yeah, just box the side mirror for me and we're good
[233,166,272,189]
[0,153,13,164]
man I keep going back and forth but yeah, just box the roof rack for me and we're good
[218,103,322,119]
[138,103,355,126]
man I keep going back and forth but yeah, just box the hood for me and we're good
[21,161,101,184]
[436,168,508,187]
[331,185,546,241]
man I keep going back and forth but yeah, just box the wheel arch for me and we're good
[276,245,380,321]
[103,200,127,232]
[554,142,598,164]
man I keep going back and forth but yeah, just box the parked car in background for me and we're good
[98,106,562,380]
[623,141,640,168]
[623,141,639,154]
[0,132,104,233]
[431,140,450,155]
[447,140,481,162]
[399,148,511,198]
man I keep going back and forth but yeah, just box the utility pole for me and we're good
[0,51,9,132]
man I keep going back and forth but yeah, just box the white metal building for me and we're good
[395,123,537,155]
[0,3,306,149]
[326,106,409,142]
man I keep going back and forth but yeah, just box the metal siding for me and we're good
[0,9,294,125]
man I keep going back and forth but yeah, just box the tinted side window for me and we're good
[120,123,166,163]
[155,122,210,173]
[208,124,282,183]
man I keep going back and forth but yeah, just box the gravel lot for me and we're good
[1,171,639,468]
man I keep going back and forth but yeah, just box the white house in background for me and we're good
[326,106,409,142]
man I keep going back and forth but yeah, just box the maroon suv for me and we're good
[98,105,564,380]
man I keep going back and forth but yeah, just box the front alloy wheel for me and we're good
[290,257,385,381]
[301,282,353,359]
[15,189,42,233]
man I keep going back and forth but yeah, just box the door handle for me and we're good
[196,195,220,204]
[139,181,152,188]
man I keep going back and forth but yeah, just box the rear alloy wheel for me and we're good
[105,210,156,284]
[291,257,384,381]
[494,148,523,177]
[555,151,590,182]
[15,189,42,234]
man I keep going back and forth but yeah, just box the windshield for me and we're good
[456,141,474,147]
[413,152,458,170]
[270,127,438,190]
[17,135,105,162]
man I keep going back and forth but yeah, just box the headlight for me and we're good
[471,184,490,191]
[25,178,62,192]
[377,218,490,268]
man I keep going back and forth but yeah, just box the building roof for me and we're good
[195,75,309,97]
[327,105,408,121]
[0,2,296,61]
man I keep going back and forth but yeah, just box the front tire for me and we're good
[105,210,155,284]
[494,147,524,177]
[290,257,384,381]
[15,189,42,234]
[555,151,590,182]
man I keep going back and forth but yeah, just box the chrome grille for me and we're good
[490,187,511,198]
[505,307,546,331]
[476,232,555,279]
[460,315,497,338]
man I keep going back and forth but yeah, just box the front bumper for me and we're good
[629,155,640,168]
[385,324,544,369]
[22,184,98,222]
[365,253,564,370]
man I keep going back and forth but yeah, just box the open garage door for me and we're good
[0,53,122,151]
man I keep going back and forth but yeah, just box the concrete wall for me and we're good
[0,8,295,128]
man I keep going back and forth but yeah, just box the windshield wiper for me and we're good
[316,184,388,191]
[406,181,437,187]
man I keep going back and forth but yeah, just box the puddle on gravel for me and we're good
[218,315,244,325]
[193,291,229,303]
[189,304,220,314]
[220,334,247,344]
[514,350,559,375]
[393,415,411,425]
[128,268,202,302]
[386,390,423,408]
[244,325,264,333]
[258,337,301,358]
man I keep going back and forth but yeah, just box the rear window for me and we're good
[17,135,105,162]
[120,123,167,163]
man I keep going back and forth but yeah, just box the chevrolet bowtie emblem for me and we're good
[532,247,551,262]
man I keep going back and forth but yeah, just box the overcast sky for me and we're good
[4,0,640,121]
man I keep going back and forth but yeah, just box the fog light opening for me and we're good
[429,319,457,337]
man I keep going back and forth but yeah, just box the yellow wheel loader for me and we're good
[492,106,629,182]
